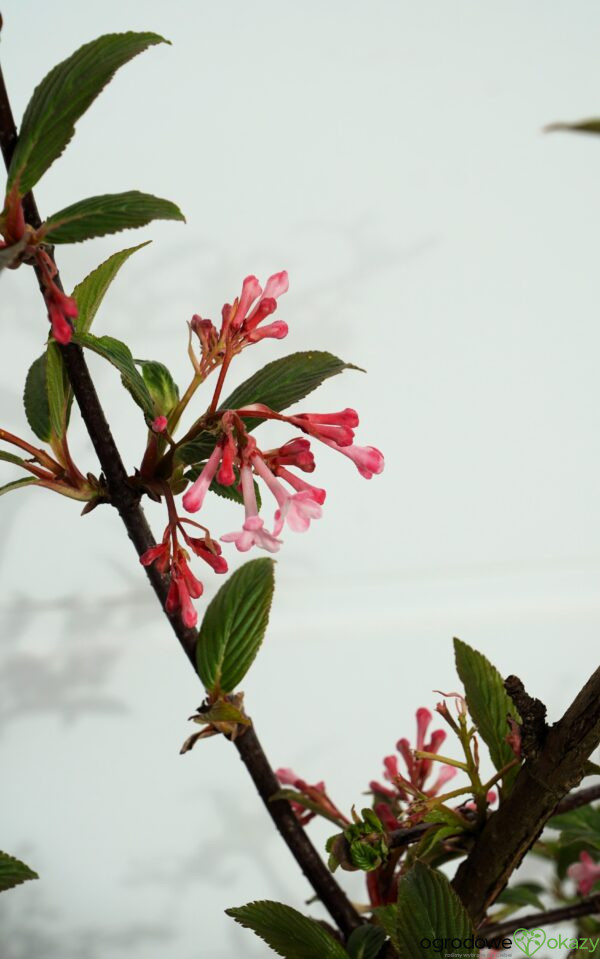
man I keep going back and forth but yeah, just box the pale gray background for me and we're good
[1,2,600,956]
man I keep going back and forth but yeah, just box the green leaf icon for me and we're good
[513,927,546,957]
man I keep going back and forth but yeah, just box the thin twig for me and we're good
[0,54,362,938]
[481,895,600,939]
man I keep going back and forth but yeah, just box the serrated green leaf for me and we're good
[396,862,476,958]
[23,354,51,441]
[454,637,521,790]
[196,558,274,694]
[46,340,69,437]
[8,32,168,194]
[0,477,37,497]
[176,351,359,465]
[373,905,399,950]
[136,359,179,416]
[496,882,545,911]
[0,851,38,892]
[547,805,600,850]
[74,332,154,418]
[72,242,150,335]
[347,926,386,959]
[43,191,184,244]
[350,841,383,871]
[413,823,457,861]
[226,900,349,959]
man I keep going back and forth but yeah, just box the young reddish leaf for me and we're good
[0,851,38,892]
[196,558,274,695]
[8,32,168,194]
[42,191,184,244]
[226,900,349,959]
[396,862,476,958]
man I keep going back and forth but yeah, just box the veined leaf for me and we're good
[496,882,545,912]
[196,558,274,694]
[46,340,69,437]
[226,900,349,959]
[43,191,184,244]
[396,862,476,958]
[23,354,51,441]
[136,359,179,416]
[177,350,359,464]
[346,926,386,959]
[74,332,154,419]
[547,805,600,850]
[0,851,38,892]
[8,32,168,194]
[454,637,521,790]
[373,905,399,950]
[72,242,150,335]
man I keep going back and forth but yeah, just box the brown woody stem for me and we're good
[0,53,361,939]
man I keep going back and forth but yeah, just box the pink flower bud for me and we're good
[151,416,168,433]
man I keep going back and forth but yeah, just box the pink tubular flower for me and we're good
[275,767,348,827]
[568,851,600,896]
[44,283,78,344]
[182,443,223,513]
[268,438,316,472]
[221,464,282,553]
[292,409,359,447]
[275,467,326,506]
[380,708,456,799]
[252,454,322,535]
[228,270,289,340]
[322,437,385,479]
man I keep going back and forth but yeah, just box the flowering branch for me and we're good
[452,666,600,924]
[0,50,362,941]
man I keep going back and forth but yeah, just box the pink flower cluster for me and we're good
[370,708,457,828]
[141,520,228,628]
[567,850,600,896]
[275,768,349,827]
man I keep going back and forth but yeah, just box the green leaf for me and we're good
[23,354,51,441]
[46,340,70,437]
[43,191,185,244]
[74,332,154,418]
[454,637,521,790]
[347,926,386,959]
[0,451,28,468]
[373,905,399,950]
[0,477,37,497]
[547,805,600,850]
[0,851,38,892]
[8,32,168,194]
[196,558,275,694]
[546,118,600,136]
[496,882,545,912]
[190,701,250,726]
[176,350,359,464]
[136,359,179,416]
[396,862,477,958]
[226,900,349,959]
[72,242,150,335]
